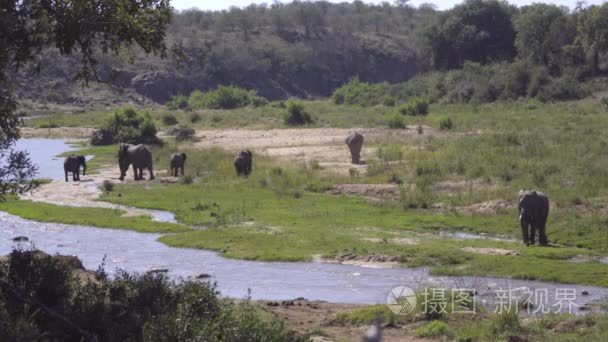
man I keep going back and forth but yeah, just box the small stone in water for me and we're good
[13,236,28,242]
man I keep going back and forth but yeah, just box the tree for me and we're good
[577,3,608,74]
[419,0,516,69]
[0,0,172,199]
[514,4,576,74]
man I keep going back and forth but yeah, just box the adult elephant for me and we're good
[63,155,86,182]
[118,143,155,181]
[518,190,550,246]
[170,153,187,177]
[346,131,364,164]
[234,150,252,177]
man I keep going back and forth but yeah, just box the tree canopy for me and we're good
[0,0,172,198]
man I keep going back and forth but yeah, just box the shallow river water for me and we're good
[1,139,606,312]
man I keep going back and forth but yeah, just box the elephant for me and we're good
[518,190,550,246]
[170,153,187,177]
[345,131,364,164]
[64,155,86,182]
[118,143,155,181]
[234,150,252,177]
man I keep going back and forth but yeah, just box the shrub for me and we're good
[189,112,202,123]
[415,321,451,338]
[103,107,159,144]
[188,86,267,109]
[0,249,305,342]
[162,113,178,125]
[284,100,313,126]
[166,95,189,110]
[536,75,589,102]
[331,77,393,106]
[387,112,406,129]
[181,175,194,184]
[439,117,453,130]
[397,98,429,116]
[101,180,114,192]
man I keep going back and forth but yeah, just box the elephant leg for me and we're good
[133,168,139,181]
[539,219,548,246]
[529,223,537,245]
[149,166,155,180]
[65,170,68,182]
[181,166,184,176]
[520,218,529,246]
[75,170,80,181]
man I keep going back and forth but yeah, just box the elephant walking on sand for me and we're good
[170,153,187,177]
[64,155,86,182]
[234,150,252,177]
[518,190,549,246]
[346,131,364,164]
[118,143,155,181]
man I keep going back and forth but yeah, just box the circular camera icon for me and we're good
[386,286,417,315]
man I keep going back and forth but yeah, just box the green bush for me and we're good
[332,78,393,106]
[103,107,159,144]
[387,112,406,129]
[439,117,454,130]
[190,112,202,123]
[284,100,313,126]
[188,86,268,109]
[0,249,304,342]
[397,98,429,116]
[415,320,452,338]
[166,95,189,110]
[162,113,178,125]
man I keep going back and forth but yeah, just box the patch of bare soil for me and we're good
[456,199,516,215]
[20,126,96,139]
[182,127,432,174]
[461,247,520,256]
[326,183,401,201]
[21,165,178,219]
[432,178,498,195]
[260,299,427,342]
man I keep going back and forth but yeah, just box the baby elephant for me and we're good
[518,190,550,246]
[64,155,86,182]
[234,150,252,177]
[170,153,187,177]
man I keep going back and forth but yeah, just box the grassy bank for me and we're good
[0,199,190,233]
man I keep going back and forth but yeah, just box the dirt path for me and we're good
[259,299,428,342]
[21,165,178,219]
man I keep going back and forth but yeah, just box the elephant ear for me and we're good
[246,150,252,157]
[78,155,86,163]
[181,153,187,161]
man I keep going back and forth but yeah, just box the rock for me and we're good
[266,301,280,307]
[147,268,169,274]
[192,273,212,279]
[131,71,193,103]
[12,236,29,242]
[90,128,114,146]
[166,125,196,141]
[582,290,590,296]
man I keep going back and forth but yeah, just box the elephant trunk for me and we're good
[82,161,86,176]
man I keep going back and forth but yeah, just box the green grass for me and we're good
[0,199,190,233]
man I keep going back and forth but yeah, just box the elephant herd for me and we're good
[62,131,550,246]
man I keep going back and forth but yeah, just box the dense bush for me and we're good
[166,95,189,110]
[332,78,394,106]
[387,112,406,129]
[284,100,313,126]
[397,98,429,116]
[162,113,178,125]
[186,86,268,110]
[439,117,454,130]
[0,249,304,342]
[103,108,159,144]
